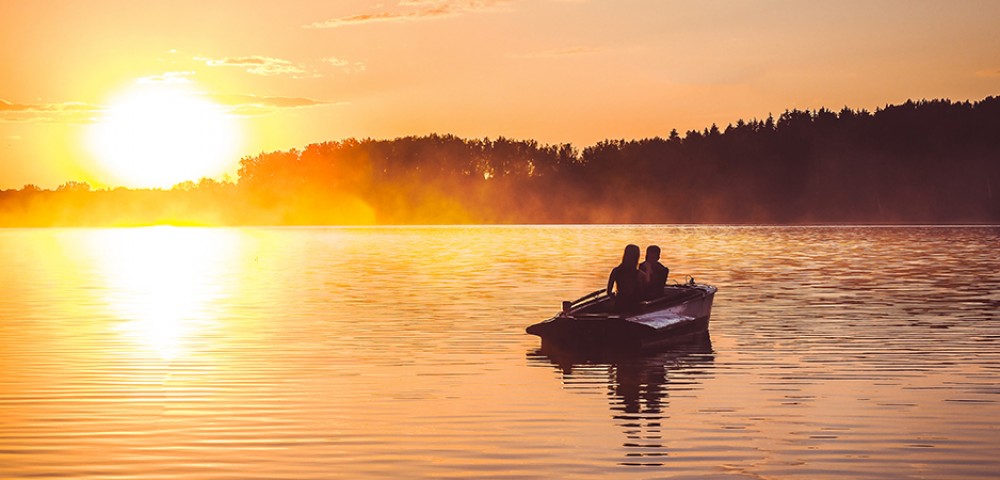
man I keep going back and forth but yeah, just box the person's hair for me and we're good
[646,245,660,257]
[621,244,640,268]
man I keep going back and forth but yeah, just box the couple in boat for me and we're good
[607,244,669,312]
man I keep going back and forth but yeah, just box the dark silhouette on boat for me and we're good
[526,279,717,350]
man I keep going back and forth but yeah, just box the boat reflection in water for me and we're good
[527,332,715,467]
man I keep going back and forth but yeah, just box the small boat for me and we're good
[526,279,717,350]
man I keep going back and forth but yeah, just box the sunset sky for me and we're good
[2,0,999,189]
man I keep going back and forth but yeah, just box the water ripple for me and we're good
[1,226,998,478]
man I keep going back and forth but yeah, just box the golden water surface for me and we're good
[1,226,998,479]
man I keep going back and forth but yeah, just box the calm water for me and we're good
[1,225,998,479]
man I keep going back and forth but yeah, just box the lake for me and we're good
[1,225,998,479]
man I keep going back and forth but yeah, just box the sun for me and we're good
[87,82,241,188]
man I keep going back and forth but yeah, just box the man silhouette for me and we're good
[639,245,669,300]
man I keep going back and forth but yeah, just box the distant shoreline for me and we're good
[2,223,999,229]
[4,96,998,227]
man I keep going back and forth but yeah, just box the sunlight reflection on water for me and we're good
[84,227,237,360]
[0,225,998,479]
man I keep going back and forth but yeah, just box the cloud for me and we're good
[0,99,102,123]
[304,0,511,28]
[0,100,30,113]
[204,93,333,116]
[1,89,332,122]
[137,71,195,84]
[196,56,312,77]
[324,57,367,73]
[975,68,1000,77]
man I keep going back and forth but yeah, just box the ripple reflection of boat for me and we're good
[527,332,715,467]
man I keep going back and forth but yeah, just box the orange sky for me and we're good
[2,0,999,189]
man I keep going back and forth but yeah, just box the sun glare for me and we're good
[87,83,241,189]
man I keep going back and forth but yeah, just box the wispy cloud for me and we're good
[324,57,367,73]
[0,99,102,123]
[2,91,334,122]
[196,56,312,77]
[304,0,511,28]
[136,71,195,84]
[205,93,333,116]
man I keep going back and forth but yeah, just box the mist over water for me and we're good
[1,225,998,478]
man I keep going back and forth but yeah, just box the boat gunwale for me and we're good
[561,283,717,320]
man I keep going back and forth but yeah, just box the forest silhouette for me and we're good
[2,96,998,226]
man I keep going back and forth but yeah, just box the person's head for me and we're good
[645,245,661,262]
[621,244,640,268]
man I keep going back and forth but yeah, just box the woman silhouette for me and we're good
[607,244,641,312]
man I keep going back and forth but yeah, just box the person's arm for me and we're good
[607,269,616,298]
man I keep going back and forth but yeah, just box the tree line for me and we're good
[2,96,998,226]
